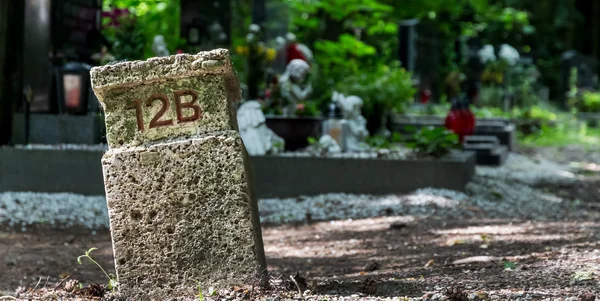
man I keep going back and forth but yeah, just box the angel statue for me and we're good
[237,100,285,156]
[333,91,369,152]
[279,59,312,116]
[152,35,170,57]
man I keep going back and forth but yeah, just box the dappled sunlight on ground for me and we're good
[263,215,600,297]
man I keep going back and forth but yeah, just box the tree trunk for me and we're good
[0,0,24,145]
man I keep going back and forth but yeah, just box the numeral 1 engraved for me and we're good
[127,99,145,132]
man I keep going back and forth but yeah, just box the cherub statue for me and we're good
[152,35,169,57]
[333,91,369,152]
[237,100,285,156]
[318,135,342,153]
[91,46,116,65]
[279,59,312,116]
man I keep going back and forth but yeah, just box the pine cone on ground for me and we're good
[63,279,81,293]
[79,283,106,297]
[360,277,377,295]
[443,285,468,301]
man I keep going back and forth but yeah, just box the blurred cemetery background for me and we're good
[1,0,600,299]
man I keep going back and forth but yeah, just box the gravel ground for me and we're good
[2,148,599,300]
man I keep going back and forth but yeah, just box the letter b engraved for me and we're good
[174,90,202,123]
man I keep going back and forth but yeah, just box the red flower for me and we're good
[296,103,305,111]
[102,8,130,27]
[286,43,307,64]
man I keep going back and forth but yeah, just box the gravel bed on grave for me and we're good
[259,153,582,224]
[0,192,109,230]
[11,143,108,151]
[0,153,583,230]
[277,147,413,160]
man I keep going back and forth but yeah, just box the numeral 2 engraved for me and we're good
[174,90,202,123]
[146,94,174,129]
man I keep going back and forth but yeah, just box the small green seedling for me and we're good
[503,261,517,270]
[196,281,204,301]
[77,247,118,291]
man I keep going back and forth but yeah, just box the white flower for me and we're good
[275,36,287,50]
[285,32,297,42]
[245,33,255,43]
[249,24,260,33]
[478,44,496,64]
[499,44,520,66]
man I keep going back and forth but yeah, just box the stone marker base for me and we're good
[102,132,266,298]
[250,151,476,198]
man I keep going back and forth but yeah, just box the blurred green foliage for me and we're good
[403,126,460,158]
[287,0,401,106]
[336,61,416,118]
[101,14,145,61]
[580,92,600,113]
[520,120,600,148]
[99,0,588,105]
[102,0,185,60]
[230,0,252,78]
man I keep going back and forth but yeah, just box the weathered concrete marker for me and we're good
[90,49,267,299]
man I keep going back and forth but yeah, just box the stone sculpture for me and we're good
[334,91,369,152]
[318,134,342,153]
[151,35,169,57]
[237,100,285,155]
[279,59,312,115]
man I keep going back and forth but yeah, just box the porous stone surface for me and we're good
[90,49,266,299]
[102,133,265,299]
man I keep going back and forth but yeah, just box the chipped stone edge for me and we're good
[100,130,240,156]
[90,48,234,92]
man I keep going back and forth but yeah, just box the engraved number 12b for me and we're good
[127,90,202,132]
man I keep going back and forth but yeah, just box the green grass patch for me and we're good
[519,120,600,148]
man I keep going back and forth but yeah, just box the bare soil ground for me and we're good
[2,215,600,300]
[1,146,599,300]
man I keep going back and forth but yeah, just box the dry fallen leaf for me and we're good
[447,238,467,246]
[424,259,435,267]
[451,256,500,265]
[475,291,488,299]
[571,270,594,284]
